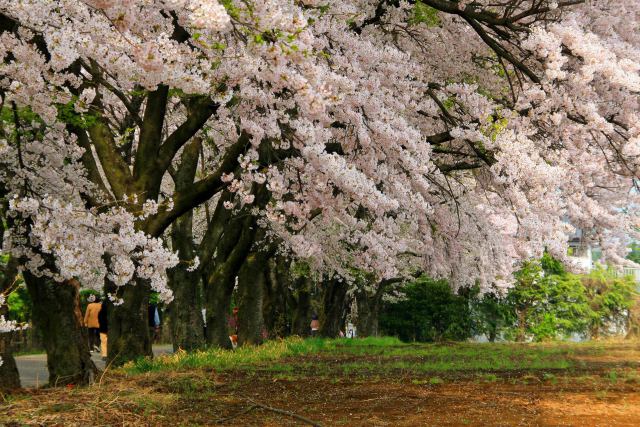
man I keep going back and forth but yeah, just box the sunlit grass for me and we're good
[125,336,622,377]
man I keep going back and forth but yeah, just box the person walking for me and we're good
[98,300,108,361]
[148,303,161,344]
[310,314,320,337]
[84,295,102,352]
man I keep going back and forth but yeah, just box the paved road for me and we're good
[16,345,173,388]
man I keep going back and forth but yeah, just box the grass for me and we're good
[126,336,615,380]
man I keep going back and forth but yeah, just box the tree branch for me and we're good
[156,98,218,174]
[143,132,251,237]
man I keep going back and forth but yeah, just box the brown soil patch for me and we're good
[2,370,640,426]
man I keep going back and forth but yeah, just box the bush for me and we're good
[380,276,473,342]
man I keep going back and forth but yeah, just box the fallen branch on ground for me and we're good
[216,398,323,426]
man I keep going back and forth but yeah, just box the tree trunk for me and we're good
[107,280,152,366]
[167,268,204,351]
[262,257,289,339]
[590,323,600,340]
[290,277,312,337]
[625,297,640,339]
[23,273,97,386]
[202,199,261,348]
[0,260,20,390]
[237,251,268,346]
[320,278,348,337]
[204,272,235,349]
[167,138,205,351]
[0,338,20,390]
[167,215,204,351]
[516,308,527,342]
[354,286,383,338]
[0,201,21,389]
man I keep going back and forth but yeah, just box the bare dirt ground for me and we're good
[2,341,640,426]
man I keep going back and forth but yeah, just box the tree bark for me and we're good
[165,137,205,351]
[320,278,348,337]
[237,251,268,346]
[167,268,204,351]
[23,273,97,386]
[204,271,235,349]
[262,257,290,338]
[0,258,20,390]
[0,339,20,390]
[107,280,152,366]
[202,215,256,348]
[291,284,312,337]
[202,186,267,348]
[354,286,382,338]
[167,213,204,351]
[1,195,21,390]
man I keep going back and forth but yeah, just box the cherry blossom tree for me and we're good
[0,0,638,376]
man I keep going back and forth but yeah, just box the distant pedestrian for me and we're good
[202,308,207,338]
[232,306,239,335]
[148,303,161,344]
[98,300,108,361]
[310,314,320,337]
[84,295,102,352]
[227,307,239,349]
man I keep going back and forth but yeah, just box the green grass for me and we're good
[125,336,615,379]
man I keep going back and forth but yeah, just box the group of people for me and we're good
[84,295,162,361]
[83,295,108,361]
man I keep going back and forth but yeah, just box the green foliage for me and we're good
[580,266,637,338]
[410,1,441,27]
[541,251,565,275]
[380,276,473,342]
[507,258,591,341]
[56,98,98,129]
[219,0,240,20]
[627,242,640,264]
[470,285,514,342]
[7,282,31,323]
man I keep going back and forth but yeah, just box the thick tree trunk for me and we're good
[237,252,268,346]
[0,201,21,389]
[355,288,379,337]
[167,215,204,351]
[107,280,152,366]
[204,273,235,349]
[291,283,312,337]
[202,195,263,348]
[1,259,20,390]
[167,138,205,351]
[320,278,348,337]
[0,339,20,390]
[167,268,204,351]
[262,257,290,338]
[23,273,97,386]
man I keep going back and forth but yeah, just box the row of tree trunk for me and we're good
[1,175,386,391]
